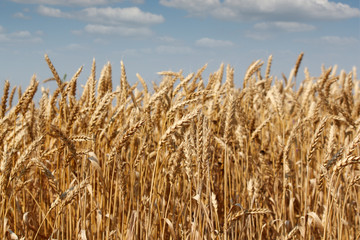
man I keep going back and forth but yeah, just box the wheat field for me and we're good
[0,53,359,239]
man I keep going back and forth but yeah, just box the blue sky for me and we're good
[0,0,359,95]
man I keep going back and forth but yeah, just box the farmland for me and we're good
[0,53,359,239]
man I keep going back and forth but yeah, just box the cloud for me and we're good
[93,38,109,44]
[160,0,220,12]
[160,0,360,21]
[35,30,44,35]
[12,0,124,6]
[131,0,144,3]
[195,38,234,47]
[37,6,164,25]
[79,7,164,25]
[10,31,31,38]
[157,36,177,43]
[247,20,315,40]
[156,45,193,54]
[84,24,153,36]
[245,32,273,41]
[37,5,70,17]
[71,29,84,36]
[36,5,164,37]
[65,43,85,50]
[0,26,42,43]
[254,21,316,32]
[13,12,30,19]
[122,47,152,56]
[321,36,359,45]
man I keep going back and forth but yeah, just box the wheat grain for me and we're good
[0,55,358,239]
[0,80,10,119]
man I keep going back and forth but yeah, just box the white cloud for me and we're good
[160,0,220,13]
[245,32,273,41]
[36,5,164,36]
[156,45,193,54]
[196,38,234,47]
[321,36,359,45]
[131,0,144,3]
[13,12,30,19]
[37,6,164,25]
[35,30,44,35]
[10,31,31,38]
[93,38,109,44]
[84,24,153,36]
[79,7,164,25]
[12,0,123,6]
[254,21,316,32]
[37,5,70,17]
[157,36,177,43]
[160,0,360,21]
[71,30,83,35]
[122,47,152,56]
[0,27,42,43]
[65,43,85,50]
[0,35,9,42]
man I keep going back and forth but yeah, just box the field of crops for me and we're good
[0,53,359,239]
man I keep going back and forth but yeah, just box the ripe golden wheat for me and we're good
[0,53,359,239]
